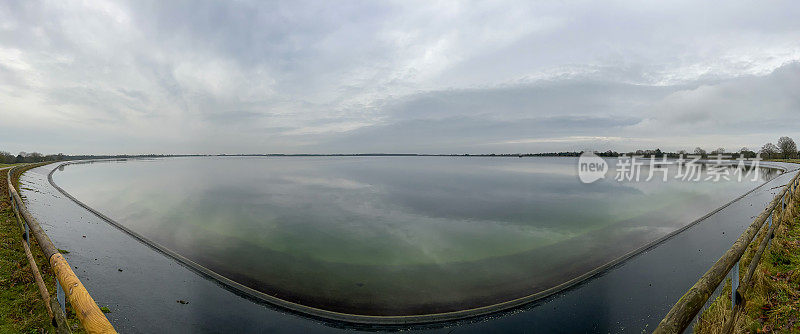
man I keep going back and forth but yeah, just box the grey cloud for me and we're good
[117,88,150,104]
[316,62,800,153]
[383,79,684,120]
[651,63,800,132]
[320,115,641,153]
[0,0,799,154]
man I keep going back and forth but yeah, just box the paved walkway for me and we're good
[16,162,800,333]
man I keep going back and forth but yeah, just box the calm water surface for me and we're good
[51,156,777,316]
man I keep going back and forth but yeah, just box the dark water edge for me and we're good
[19,161,800,333]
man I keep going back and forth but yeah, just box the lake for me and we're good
[50,156,777,317]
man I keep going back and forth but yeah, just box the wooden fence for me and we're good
[7,165,117,334]
[654,168,800,333]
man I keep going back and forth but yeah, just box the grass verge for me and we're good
[696,182,800,333]
[0,164,55,333]
[768,159,800,164]
[1,163,85,333]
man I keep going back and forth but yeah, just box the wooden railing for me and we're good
[654,168,800,333]
[7,165,117,334]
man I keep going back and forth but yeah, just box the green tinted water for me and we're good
[52,156,776,315]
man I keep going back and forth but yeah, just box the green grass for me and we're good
[768,159,800,164]
[1,163,86,333]
[696,189,800,333]
[0,167,55,332]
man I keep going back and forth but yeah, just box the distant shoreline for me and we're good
[57,152,588,160]
[22,151,781,164]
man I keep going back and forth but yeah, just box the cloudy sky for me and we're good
[1,0,799,155]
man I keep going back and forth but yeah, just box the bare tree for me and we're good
[0,151,14,164]
[777,136,798,159]
[738,147,756,159]
[693,147,707,158]
[762,142,779,159]
[28,152,43,162]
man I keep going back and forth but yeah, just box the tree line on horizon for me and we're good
[0,151,186,164]
[0,151,65,164]
[510,136,799,159]
[585,136,798,160]
[1,137,798,163]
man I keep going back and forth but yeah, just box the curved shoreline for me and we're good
[43,158,798,325]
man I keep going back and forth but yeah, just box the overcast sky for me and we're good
[1,0,799,155]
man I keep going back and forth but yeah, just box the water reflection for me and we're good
[52,156,776,316]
